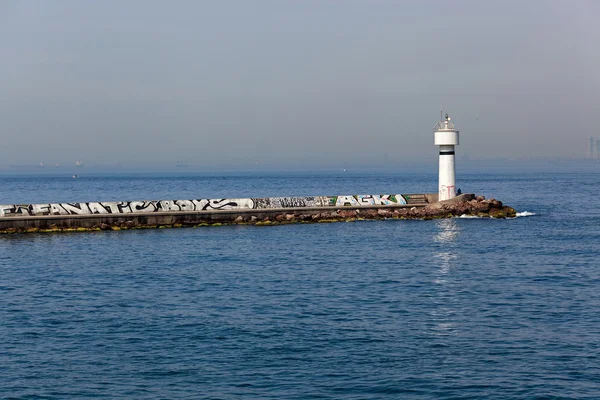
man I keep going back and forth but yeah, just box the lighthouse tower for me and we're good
[434,113,459,201]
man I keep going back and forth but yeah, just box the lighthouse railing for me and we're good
[433,120,455,131]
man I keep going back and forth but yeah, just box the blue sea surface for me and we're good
[1,171,599,399]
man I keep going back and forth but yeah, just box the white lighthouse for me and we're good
[434,113,459,201]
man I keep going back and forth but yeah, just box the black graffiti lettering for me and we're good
[203,199,238,210]
[252,198,271,209]
[279,198,307,208]
[117,202,132,213]
[130,201,157,213]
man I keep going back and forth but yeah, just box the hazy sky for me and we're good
[1,0,598,169]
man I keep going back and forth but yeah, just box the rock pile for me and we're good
[240,194,515,224]
[417,194,516,219]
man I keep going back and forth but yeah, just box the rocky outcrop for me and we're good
[226,194,515,223]
[418,194,516,219]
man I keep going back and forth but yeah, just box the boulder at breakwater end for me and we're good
[418,194,516,219]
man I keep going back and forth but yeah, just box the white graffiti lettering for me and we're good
[50,204,69,215]
[0,194,412,218]
[336,196,360,207]
[101,202,121,214]
[88,202,109,214]
[61,203,91,215]
[175,200,195,211]
[158,200,180,212]
[31,204,51,215]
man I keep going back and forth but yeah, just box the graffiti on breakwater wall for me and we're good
[330,195,407,207]
[252,196,328,209]
[0,198,256,217]
[0,194,408,217]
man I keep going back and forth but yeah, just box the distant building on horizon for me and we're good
[587,137,599,159]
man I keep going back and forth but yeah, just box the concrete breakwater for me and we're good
[0,193,515,234]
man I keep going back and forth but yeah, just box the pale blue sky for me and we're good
[1,0,598,168]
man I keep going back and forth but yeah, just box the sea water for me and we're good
[1,170,599,399]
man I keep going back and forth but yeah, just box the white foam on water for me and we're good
[458,211,538,219]
[515,211,537,217]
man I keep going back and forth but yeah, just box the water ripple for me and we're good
[1,172,599,398]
